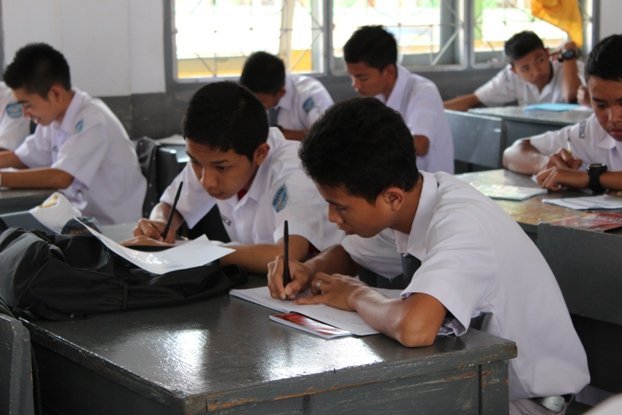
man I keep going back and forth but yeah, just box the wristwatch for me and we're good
[558,48,580,62]
[587,163,608,194]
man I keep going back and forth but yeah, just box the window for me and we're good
[170,0,594,81]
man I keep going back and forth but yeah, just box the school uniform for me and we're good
[0,81,30,150]
[475,60,586,107]
[160,128,344,249]
[377,64,454,174]
[272,75,334,131]
[530,114,622,169]
[343,171,589,400]
[14,88,146,225]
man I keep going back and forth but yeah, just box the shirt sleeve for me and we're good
[300,84,334,128]
[529,123,578,156]
[403,81,445,140]
[341,230,404,278]
[475,66,519,106]
[14,129,53,167]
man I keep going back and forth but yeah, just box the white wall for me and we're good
[599,0,621,39]
[1,0,165,96]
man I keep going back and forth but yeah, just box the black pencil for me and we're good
[161,181,183,239]
[283,220,291,287]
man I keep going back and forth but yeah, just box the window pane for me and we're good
[332,0,461,69]
[173,0,324,80]
[473,0,591,65]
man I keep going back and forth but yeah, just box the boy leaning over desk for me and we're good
[444,31,585,111]
[267,97,589,415]
[503,34,622,195]
[128,82,343,274]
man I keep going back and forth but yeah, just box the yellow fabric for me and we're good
[531,0,583,48]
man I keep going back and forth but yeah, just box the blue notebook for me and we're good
[524,103,582,112]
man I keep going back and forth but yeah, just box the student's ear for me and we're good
[47,85,64,103]
[276,87,286,101]
[382,64,397,79]
[509,64,517,74]
[381,187,405,211]
[252,142,270,166]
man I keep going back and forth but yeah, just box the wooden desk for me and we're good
[26,291,516,414]
[469,106,592,145]
[0,188,52,214]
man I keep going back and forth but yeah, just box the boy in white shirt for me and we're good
[0,43,145,225]
[0,81,30,151]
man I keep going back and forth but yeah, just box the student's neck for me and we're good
[392,174,423,234]
[54,89,75,124]
[381,70,398,101]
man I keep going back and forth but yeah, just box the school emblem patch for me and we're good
[6,102,22,119]
[75,119,84,133]
[302,97,315,114]
[272,184,288,212]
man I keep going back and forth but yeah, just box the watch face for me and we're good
[561,49,578,60]
[589,163,607,170]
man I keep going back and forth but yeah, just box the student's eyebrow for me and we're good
[186,151,230,166]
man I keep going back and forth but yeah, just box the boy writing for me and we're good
[130,82,343,274]
[503,34,622,193]
[343,25,454,174]
[240,51,334,141]
[268,97,588,414]
[0,43,146,225]
[444,31,584,111]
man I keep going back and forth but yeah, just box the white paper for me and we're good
[81,223,234,274]
[230,286,402,336]
[29,192,82,233]
[543,195,622,210]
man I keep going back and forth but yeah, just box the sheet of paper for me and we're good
[543,195,622,210]
[471,183,547,201]
[81,223,234,274]
[230,286,402,336]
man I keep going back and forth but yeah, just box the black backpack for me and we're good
[0,227,247,320]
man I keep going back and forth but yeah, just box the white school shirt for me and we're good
[475,60,586,107]
[385,171,587,400]
[0,81,30,150]
[161,128,344,249]
[530,114,622,171]
[14,89,146,225]
[376,64,454,174]
[274,75,334,131]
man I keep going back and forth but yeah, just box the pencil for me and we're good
[161,181,183,239]
[283,220,291,287]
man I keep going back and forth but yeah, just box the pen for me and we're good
[283,220,291,287]
[161,181,183,240]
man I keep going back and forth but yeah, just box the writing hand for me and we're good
[545,148,584,170]
[132,218,175,243]
[295,273,367,311]
[536,167,589,191]
[267,255,313,300]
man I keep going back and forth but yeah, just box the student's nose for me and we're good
[199,168,218,189]
[327,205,342,224]
[351,77,361,92]
[609,105,622,123]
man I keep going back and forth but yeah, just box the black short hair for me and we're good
[504,31,545,62]
[182,82,269,160]
[239,52,286,94]
[343,25,397,70]
[299,97,418,203]
[3,43,71,97]
[586,34,622,82]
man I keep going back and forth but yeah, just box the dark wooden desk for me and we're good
[26,291,516,415]
[469,106,592,145]
[0,188,52,214]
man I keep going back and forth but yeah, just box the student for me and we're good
[503,34,622,193]
[0,43,146,225]
[130,81,343,274]
[267,97,589,414]
[239,51,334,141]
[444,31,584,111]
[343,25,454,174]
[0,81,30,151]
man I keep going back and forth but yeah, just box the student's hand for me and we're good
[121,235,175,248]
[536,167,589,191]
[267,254,314,300]
[132,218,175,243]
[545,148,584,171]
[295,273,367,312]
[577,85,591,107]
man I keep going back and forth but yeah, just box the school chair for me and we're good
[445,110,507,173]
[0,312,35,415]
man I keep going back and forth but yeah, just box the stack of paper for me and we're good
[543,195,622,210]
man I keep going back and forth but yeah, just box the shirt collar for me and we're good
[56,88,85,135]
[379,64,410,110]
[278,76,295,111]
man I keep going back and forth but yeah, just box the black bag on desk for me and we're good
[0,228,247,320]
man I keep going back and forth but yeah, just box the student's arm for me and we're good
[267,244,358,300]
[0,167,73,189]
[132,202,184,243]
[298,274,447,347]
[536,169,622,192]
[220,234,310,274]
[502,138,582,175]
[0,150,28,169]
[443,94,482,111]
[554,41,582,103]
[413,135,430,156]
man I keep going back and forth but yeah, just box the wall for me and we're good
[599,0,620,38]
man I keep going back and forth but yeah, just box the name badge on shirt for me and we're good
[221,214,232,227]
[302,97,315,114]
[75,119,84,133]
[272,184,288,212]
[6,102,23,119]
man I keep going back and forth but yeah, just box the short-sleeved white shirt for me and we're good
[345,171,589,400]
[377,65,454,174]
[275,75,334,131]
[0,82,30,150]
[530,114,622,170]
[14,89,146,225]
[161,128,344,249]
[475,60,586,107]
